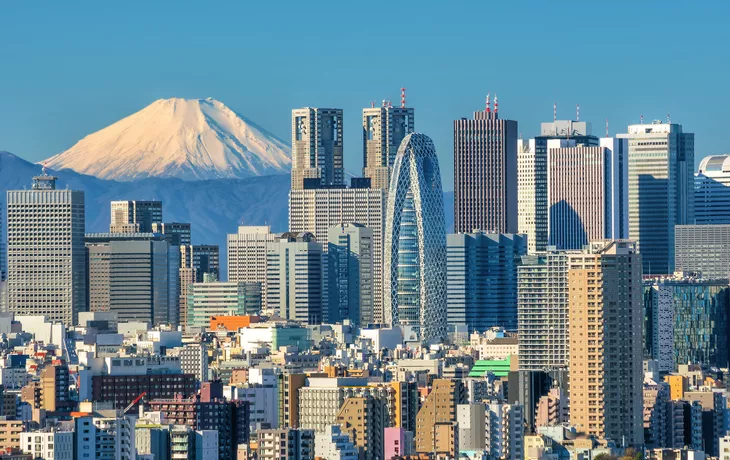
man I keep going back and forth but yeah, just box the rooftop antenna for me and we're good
[486,93,491,113]
[605,118,609,137]
[382,99,386,108]
[667,112,671,124]
[576,104,580,121]
[400,88,407,108]
[640,114,644,124]
[494,94,499,114]
[370,101,375,108]
[553,102,557,122]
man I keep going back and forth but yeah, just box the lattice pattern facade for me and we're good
[384,133,447,343]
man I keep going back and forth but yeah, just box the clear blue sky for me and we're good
[1,1,728,190]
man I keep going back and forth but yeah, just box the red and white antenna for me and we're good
[576,104,580,121]
[486,93,491,113]
[494,94,499,114]
[401,88,406,108]
[553,102,557,122]
[605,118,609,137]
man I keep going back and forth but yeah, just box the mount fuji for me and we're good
[43,97,291,181]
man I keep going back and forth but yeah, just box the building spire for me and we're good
[486,93,491,113]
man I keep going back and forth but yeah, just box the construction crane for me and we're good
[123,392,147,415]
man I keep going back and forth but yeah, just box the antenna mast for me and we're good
[553,102,557,122]
[401,88,407,108]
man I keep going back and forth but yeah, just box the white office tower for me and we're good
[546,137,628,249]
[484,402,524,460]
[6,171,86,325]
[363,102,415,190]
[314,425,359,460]
[289,186,385,323]
[618,121,694,275]
[291,108,344,190]
[696,154,730,224]
[227,225,276,301]
[266,232,323,324]
[328,223,374,326]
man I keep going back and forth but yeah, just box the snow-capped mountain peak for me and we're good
[43,97,291,181]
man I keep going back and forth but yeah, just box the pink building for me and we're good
[384,427,413,459]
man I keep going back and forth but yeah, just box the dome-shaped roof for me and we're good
[698,155,730,175]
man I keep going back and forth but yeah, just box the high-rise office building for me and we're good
[152,222,191,246]
[6,171,86,325]
[518,120,599,253]
[454,99,518,234]
[618,121,694,274]
[547,138,628,249]
[227,226,276,290]
[568,240,643,446]
[86,232,177,325]
[187,281,262,330]
[675,224,730,279]
[289,184,385,323]
[384,133,447,343]
[643,275,730,371]
[110,200,162,233]
[446,232,526,332]
[291,108,344,190]
[362,102,415,190]
[327,223,373,326]
[517,249,570,371]
[192,244,219,282]
[266,232,323,324]
[695,154,730,224]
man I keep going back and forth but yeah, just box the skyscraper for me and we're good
[384,133,447,343]
[568,240,643,446]
[518,119,599,253]
[618,121,694,274]
[110,200,162,233]
[362,102,414,190]
[228,225,277,306]
[327,223,374,326]
[695,154,730,224]
[152,222,191,246]
[289,184,385,323]
[454,98,518,234]
[6,171,86,325]
[517,248,569,371]
[446,232,526,332]
[547,137,628,249]
[291,108,344,190]
[266,232,323,324]
[192,244,219,282]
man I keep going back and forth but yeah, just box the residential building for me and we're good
[547,137,628,249]
[6,171,86,325]
[187,281,262,330]
[363,102,414,190]
[695,154,730,224]
[618,121,694,274]
[110,200,162,233]
[314,425,358,460]
[86,232,178,325]
[336,396,388,460]
[675,224,730,279]
[447,232,526,332]
[289,184,385,323]
[518,120,599,253]
[517,248,570,370]
[568,240,643,446]
[257,428,314,460]
[415,379,467,454]
[92,373,197,409]
[485,402,524,460]
[40,361,73,412]
[291,108,344,190]
[0,420,23,453]
[457,403,486,451]
[266,232,323,324]
[384,133,447,343]
[644,276,730,371]
[327,223,373,326]
[20,430,73,460]
[384,428,414,460]
[178,344,208,384]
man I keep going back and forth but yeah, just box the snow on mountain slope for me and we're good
[43,98,291,181]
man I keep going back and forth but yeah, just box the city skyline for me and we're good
[2,2,729,190]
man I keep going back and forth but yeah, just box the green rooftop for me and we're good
[468,357,512,377]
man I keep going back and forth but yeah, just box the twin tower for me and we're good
[288,103,447,343]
